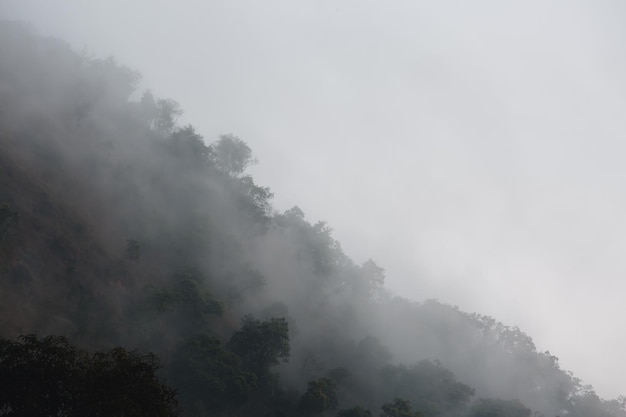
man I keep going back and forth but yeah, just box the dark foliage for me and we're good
[169,334,256,414]
[467,398,531,417]
[299,377,339,415]
[0,335,178,417]
[228,315,290,382]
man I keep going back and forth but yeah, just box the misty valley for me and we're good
[0,20,625,417]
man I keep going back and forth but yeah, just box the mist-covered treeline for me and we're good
[0,21,624,417]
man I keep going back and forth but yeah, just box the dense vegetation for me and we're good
[0,20,624,417]
[0,335,178,416]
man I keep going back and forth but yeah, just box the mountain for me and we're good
[0,20,623,417]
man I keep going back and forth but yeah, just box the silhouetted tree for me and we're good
[0,335,178,417]
[212,134,256,176]
[468,398,531,417]
[169,334,256,415]
[167,125,213,167]
[154,98,182,134]
[149,269,224,319]
[378,361,474,417]
[299,377,339,415]
[380,398,422,417]
[228,315,290,382]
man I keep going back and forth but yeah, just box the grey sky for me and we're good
[2,0,626,399]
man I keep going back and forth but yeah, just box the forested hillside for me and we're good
[0,21,624,417]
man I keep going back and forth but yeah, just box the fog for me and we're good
[3,0,626,400]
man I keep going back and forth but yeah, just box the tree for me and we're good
[169,334,256,415]
[154,98,182,134]
[299,377,339,415]
[238,175,274,220]
[139,89,158,123]
[227,315,290,381]
[338,406,373,417]
[149,269,224,319]
[211,134,256,176]
[355,259,385,298]
[381,398,422,417]
[78,347,177,417]
[88,56,140,102]
[166,125,213,167]
[0,335,178,417]
[468,398,531,417]
[377,361,474,417]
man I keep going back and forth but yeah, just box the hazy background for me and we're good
[2,0,625,399]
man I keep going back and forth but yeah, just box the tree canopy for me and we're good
[0,335,178,417]
[228,315,290,382]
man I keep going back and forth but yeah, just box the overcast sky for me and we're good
[3,0,626,399]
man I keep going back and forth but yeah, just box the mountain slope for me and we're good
[0,20,623,417]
